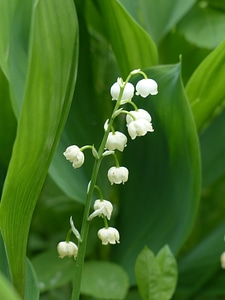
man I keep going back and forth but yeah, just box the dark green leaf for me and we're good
[114,64,201,284]
[174,219,225,299]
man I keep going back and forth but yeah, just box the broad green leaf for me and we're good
[186,39,225,130]
[135,247,161,300]
[24,259,39,300]
[135,246,177,300]
[0,272,21,300]
[174,219,225,299]
[114,64,201,284]
[178,3,225,49]
[96,0,158,77]
[200,108,225,187]
[32,250,74,293]
[0,0,78,296]
[81,261,129,300]
[156,246,177,300]
[118,0,196,44]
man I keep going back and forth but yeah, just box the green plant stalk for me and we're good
[71,71,136,299]
[71,88,121,300]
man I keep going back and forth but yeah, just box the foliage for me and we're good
[0,0,225,299]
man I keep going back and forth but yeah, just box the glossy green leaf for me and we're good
[0,0,78,296]
[81,261,129,299]
[114,63,201,283]
[135,246,177,300]
[96,0,158,77]
[186,39,225,130]
[178,3,225,49]
[0,272,21,300]
[118,0,196,44]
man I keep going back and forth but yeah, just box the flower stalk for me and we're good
[59,69,158,300]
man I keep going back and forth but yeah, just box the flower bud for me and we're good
[63,145,84,168]
[110,82,134,100]
[105,131,127,152]
[107,166,129,185]
[57,241,78,259]
[136,78,158,97]
[98,227,120,245]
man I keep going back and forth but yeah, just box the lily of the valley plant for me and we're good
[58,69,158,299]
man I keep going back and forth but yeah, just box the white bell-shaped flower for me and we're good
[92,199,113,220]
[57,241,78,259]
[105,131,127,152]
[98,227,120,245]
[136,78,158,97]
[63,145,84,168]
[110,82,134,100]
[107,166,129,185]
[126,109,154,140]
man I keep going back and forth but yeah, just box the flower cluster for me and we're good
[58,69,158,255]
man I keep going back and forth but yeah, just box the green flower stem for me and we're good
[71,72,134,300]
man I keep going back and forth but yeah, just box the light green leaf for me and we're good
[186,39,225,130]
[96,0,158,76]
[156,245,177,300]
[0,272,21,300]
[81,261,129,300]
[118,0,196,44]
[178,3,225,49]
[0,0,78,296]
[114,64,201,284]
[135,246,177,300]
[135,247,161,300]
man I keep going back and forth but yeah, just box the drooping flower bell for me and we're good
[63,145,84,168]
[88,199,113,220]
[136,78,158,97]
[57,241,78,259]
[126,109,154,140]
[105,131,127,152]
[107,166,129,185]
[98,227,120,245]
[110,81,134,101]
